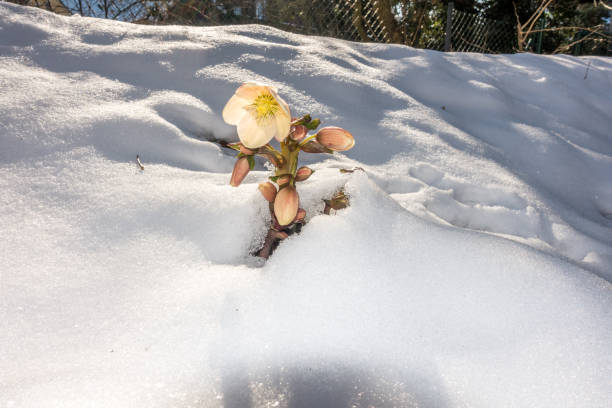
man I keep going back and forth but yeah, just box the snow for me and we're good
[1,3,611,407]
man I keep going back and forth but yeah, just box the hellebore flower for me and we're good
[222,83,291,149]
[315,127,355,151]
[274,186,299,226]
[230,156,250,187]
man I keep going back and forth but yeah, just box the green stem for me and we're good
[263,144,282,156]
[277,139,300,185]
[298,134,317,147]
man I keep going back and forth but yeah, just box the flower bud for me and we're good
[277,174,291,186]
[295,166,314,182]
[315,127,355,151]
[258,182,277,202]
[229,156,250,187]
[300,140,333,154]
[274,186,299,226]
[295,208,306,222]
[271,230,289,240]
[290,125,308,141]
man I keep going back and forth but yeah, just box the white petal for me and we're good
[235,83,263,100]
[222,95,250,125]
[237,112,277,148]
[274,113,291,142]
[270,88,291,118]
[246,81,278,93]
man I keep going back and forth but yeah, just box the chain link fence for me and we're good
[12,0,610,55]
[218,1,517,54]
[428,6,517,53]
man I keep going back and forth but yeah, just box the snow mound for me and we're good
[1,4,611,407]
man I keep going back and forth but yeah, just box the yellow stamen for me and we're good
[250,93,280,122]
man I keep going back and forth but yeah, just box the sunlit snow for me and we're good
[1,3,611,407]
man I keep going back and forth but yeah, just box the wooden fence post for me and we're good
[444,2,454,52]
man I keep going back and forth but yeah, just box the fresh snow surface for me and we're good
[1,3,612,407]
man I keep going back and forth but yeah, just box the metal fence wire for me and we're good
[441,8,516,53]
[255,1,516,54]
[255,0,387,43]
[13,0,522,54]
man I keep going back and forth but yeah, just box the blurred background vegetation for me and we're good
[9,0,612,55]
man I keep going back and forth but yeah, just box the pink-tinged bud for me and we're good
[315,127,355,151]
[300,140,333,154]
[295,208,306,222]
[271,230,289,240]
[229,156,250,187]
[258,182,277,202]
[240,145,255,155]
[274,186,299,226]
[277,174,291,186]
[295,166,313,182]
[290,125,308,141]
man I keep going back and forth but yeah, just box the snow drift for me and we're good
[1,3,611,407]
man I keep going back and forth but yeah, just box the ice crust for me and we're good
[1,3,611,407]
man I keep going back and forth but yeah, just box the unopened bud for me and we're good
[274,186,299,226]
[300,140,333,154]
[271,230,289,240]
[295,208,306,222]
[295,166,314,182]
[277,174,291,186]
[258,182,277,202]
[230,156,250,187]
[290,125,308,141]
[315,127,355,151]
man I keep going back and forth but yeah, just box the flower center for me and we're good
[251,93,279,121]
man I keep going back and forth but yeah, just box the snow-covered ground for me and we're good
[1,3,611,407]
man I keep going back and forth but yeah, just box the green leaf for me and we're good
[304,118,321,130]
[247,155,255,170]
[291,114,311,126]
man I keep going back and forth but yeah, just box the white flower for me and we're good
[222,83,291,149]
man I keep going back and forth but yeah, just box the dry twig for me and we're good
[136,155,144,171]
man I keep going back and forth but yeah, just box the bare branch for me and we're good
[111,0,145,20]
[553,30,603,54]
[136,155,144,170]
[597,0,612,10]
[523,0,553,33]
[512,2,525,51]
[529,25,609,38]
